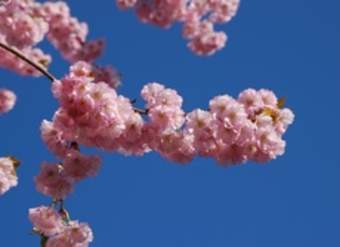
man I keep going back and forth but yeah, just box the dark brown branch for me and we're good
[134,107,148,115]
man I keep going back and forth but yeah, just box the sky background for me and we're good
[1,0,340,246]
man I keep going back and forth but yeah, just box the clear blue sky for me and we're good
[1,0,340,246]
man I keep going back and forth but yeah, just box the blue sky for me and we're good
[1,0,340,246]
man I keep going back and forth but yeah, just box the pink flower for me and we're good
[46,221,93,247]
[216,144,248,165]
[69,61,121,88]
[186,109,217,156]
[275,108,295,134]
[41,120,68,159]
[0,89,16,113]
[0,157,18,195]
[117,0,240,55]
[259,89,278,107]
[117,0,138,9]
[28,206,64,237]
[40,1,103,62]
[253,127,286,162]
[238,89,264,115]
[0,0,104,77]
[141,82,182,108]
[63,150,101,182]
[210,95,247,129]
[35,163,73,200]
[154,130,195,163]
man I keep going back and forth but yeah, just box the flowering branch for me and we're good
[0,42,56,82]
[0,2,295,247]
[0,41,150,116]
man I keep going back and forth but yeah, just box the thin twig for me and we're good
[134,107,148,115]
[0,42,56,82]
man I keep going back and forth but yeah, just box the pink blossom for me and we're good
[69,61,121,89]
[238,89,264,115]
[252,127,286,162]
[0,0,48,49]
[0,157,18,195]
[29,206,64,237]
[63,150,101,182]
[0,0,104,76]
[0,88,16,113]
[35,163,73,200]
[117,0,240,55]
[41,120,69,159]
[275,108,295,134]
[0,39,51,77]
[259,89,278,107]
[40,1,103,63]
[211,96,247,128]
[46,221,93,247]
[0,0,51,75]
[185,109,217,156]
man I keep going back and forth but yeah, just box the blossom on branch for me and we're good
[0,0,104,76]
[45,61,294,165]
[29,205,93,246]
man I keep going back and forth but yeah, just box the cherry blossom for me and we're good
[116,0,240,55]
[29,206,65,237]
[0,157,19,195]
[0,88,16,113]
[46,221,93,247]
[0,0,105,77]
[29,205,93,247]
[44,61,294,165]
[35,163,73,200]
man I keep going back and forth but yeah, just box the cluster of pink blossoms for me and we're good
[116,0,240,55]
[42,61,294,165]
[0,0,50,76]
[37,1,104,63]
[31,143,99,244]
[0,88,16,114]
[0,157,19,195]
[29,206,93,246]
[35,147,101,200]
[0,0,103,76]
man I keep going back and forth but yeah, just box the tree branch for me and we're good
[0,42,56,82]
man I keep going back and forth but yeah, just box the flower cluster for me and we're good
[116,0,240,55]
[29,206,93,247]
[0,157,19,195]
[32,146,99,245]
[0,88,16,114]
[0,0,103,76]
[38,1,104,63]
[44,61,294,165]
[0,0,51,76]
[35,149,101,200]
